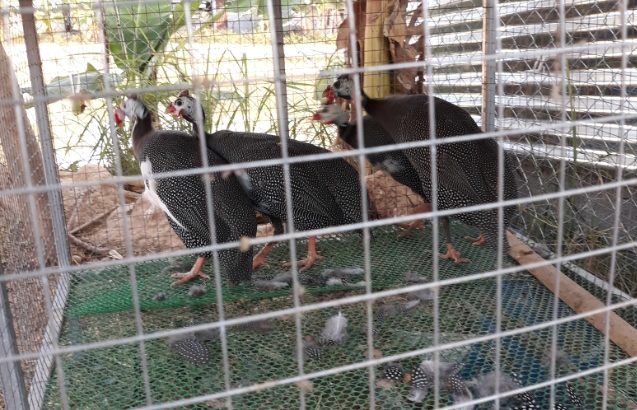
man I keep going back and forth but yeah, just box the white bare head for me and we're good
[331,75,355,100]
[312,103,350,127]
[166,90,205,125]
[114,95,148,125]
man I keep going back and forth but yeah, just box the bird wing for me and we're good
[435,147,486,203]
[206,131,343,228]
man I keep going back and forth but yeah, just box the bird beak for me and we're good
[166,103,177,115]
[113,106,124,126]
[311,111,321,121]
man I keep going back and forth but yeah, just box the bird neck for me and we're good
[338,122,359,149]
[186,112,207,137]
[130,105,153,159]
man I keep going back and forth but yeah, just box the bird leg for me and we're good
[252,242,275,269]
[283,236,324,272]
[398,202,431,238]
[397,219,425,238]
[438,217,470,264]
[170,256,210,287]
[439,243,470,264]
[464,233,487,246]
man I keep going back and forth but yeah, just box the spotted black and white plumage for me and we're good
[383,363,403,381]
[330,76,519,257]
[168,337,211,365]
[302,337,322,361]
[169,93,365,260]
[115,96,257,285]
[469,371,540,410]
[565,381,583,409]
[411,364,433,388]
[314,103,426,202]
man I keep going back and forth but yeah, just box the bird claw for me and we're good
[464,234,487,246]
[282,253,325,272]
[397,220,425,238]
[439,246,470,264]
[170,271,210,287]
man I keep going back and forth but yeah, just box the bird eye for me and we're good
[175,99,182,106]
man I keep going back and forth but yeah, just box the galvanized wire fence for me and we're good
[0,0,636,409]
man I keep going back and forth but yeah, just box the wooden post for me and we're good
[507,232,637,357]
[363,0,390,98]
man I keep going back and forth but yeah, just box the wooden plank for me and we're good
[507,232,637,357]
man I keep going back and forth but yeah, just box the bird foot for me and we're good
[398,220,425,238]
[439,245,470,264]
[252,254,270,270]
[464,233,487,246]
[170,270,210,287]
[282,253,325,272]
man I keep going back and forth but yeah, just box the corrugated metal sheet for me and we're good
[421,0,636,169]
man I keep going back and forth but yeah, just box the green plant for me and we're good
[103,1,196,86]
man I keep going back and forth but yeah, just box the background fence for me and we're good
[0,0,636,409]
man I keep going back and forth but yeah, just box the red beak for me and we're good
[166,103,176,114]
[322,86,335,104]
[311,112,321,121]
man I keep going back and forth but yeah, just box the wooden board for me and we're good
[507,231,637,357]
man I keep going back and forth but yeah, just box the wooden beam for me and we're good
[507,232,637,357]
[363,0,390,98]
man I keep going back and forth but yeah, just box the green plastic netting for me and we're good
[44,225,637,409]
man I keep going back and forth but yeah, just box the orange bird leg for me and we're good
[398,202,431,238]
[170,256,210,287]
[464,233,487,246]
[252,242,275,269]
[439,243,470,264]
[283,236,324,272]
[438,217,470,264]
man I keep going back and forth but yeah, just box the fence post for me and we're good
[481,0,497,132]
[19,1,71,268]
[0,276,29,410]
[268,0,289,138]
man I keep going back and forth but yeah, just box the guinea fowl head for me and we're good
[166,90,205,125]
[114,95,148,126]
[312,103,349,126]
[331,74,355,100]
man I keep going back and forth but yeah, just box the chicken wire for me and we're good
[0,0,635,409]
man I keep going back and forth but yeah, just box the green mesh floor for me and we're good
[44,225,637,409]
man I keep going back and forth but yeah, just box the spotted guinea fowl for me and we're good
[166,91,364,272]
[328,76,518,261]
[114,95,257,286]
[313,101,431,238]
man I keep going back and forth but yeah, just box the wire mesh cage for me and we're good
[0,0,636,409]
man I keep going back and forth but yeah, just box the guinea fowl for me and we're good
[166,91,364,272]
[328,76,518,261]
[114,95,257,286]
[312,102,431,238]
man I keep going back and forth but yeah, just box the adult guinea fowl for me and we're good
[113,95,257,287]
[312,102,431,238]
[166,91,364,272]
[328,75,518,261]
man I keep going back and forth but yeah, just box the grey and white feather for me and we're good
[320,311,348,345]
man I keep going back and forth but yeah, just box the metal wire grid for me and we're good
[0,0,636,409]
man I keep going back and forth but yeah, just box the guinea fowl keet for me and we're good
[114,95,257,287]
[328,76,519,262]
[167,91,365,272]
